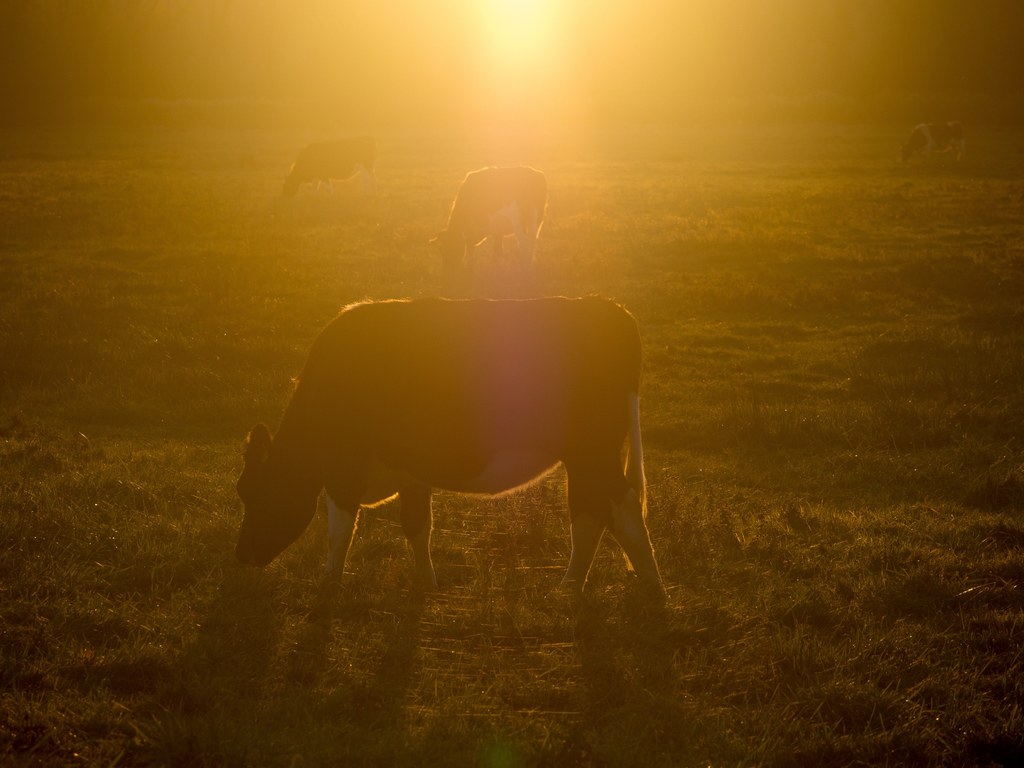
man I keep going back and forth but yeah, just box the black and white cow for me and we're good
[432,166,547,271]
[901,122,964,163]
[283,137,376,196]
[235,297,662,597]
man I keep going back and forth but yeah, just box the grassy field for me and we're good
[2,120,1024,766]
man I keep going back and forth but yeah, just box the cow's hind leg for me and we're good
[564,460,664,598]
[400,485,437,589]
[561,465,618,595]
[326,495,359,575]
[610,487,664,597]
[561,511,606,596]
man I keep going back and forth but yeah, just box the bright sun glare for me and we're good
[479,0,557,78]
[468,0,570,122]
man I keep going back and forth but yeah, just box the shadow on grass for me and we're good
[293,578,427,729]
[115,567,283,764]
[178,567,283,709]
[138,570,428,764]
[571,588,703,761]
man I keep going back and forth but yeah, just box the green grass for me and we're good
[2,121,1024,766]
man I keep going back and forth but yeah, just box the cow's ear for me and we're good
[244,424,272,464]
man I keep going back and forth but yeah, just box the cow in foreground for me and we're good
[283,137,376,196]
[235,297,663,598]
[901,122,964,163]
[432,166,547,271]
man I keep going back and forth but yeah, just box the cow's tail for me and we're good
[617,389,663,591]
[624,392,647,518]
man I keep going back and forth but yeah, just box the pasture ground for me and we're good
[2,121,1024,766]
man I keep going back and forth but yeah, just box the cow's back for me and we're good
[294,138,375,177]
[294,298,638,467]
[934,121,963,144]
[451,167,547,225]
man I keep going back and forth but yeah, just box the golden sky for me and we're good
[1,1,1020,125]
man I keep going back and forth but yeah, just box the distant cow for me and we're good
[432,166,547,271]
[283,137,376,196]
[901,122,964,163]
[235,297,663,598]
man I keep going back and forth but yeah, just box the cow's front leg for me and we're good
[326,495,359,575]
[400,485,437,589]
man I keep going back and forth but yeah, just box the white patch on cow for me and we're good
[487,201,521,235]
[918,124,936,156]
[625,392,645,496]
[485,200,543,266]
[325,461,410,573]
[356,163,376,194]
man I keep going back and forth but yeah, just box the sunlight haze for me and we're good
[5,1,1024,765]
[4,0,1022,127]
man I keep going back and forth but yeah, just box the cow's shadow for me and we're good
[286,575,425,724]
[176,566,424,726]
[572,589,688,748]
[169,565,284,712]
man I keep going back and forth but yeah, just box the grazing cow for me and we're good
[283,137,376,196]
[235,297,663,598]
[432,166,547,271]
[901,122,964,163]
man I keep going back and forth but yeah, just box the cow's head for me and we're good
[235,423,319,567]
[431,230,465,272]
